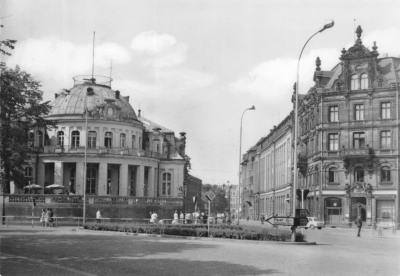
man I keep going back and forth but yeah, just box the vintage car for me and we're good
[304,217,325,230]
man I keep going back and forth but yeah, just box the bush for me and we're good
[82,223,305,242]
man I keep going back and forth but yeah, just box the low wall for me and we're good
[1,194,183,221]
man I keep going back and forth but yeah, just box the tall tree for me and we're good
[202,184,229,214]
[0,63,56,193]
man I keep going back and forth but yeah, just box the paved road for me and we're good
[0,225,399,276]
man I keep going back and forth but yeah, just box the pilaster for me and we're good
[148,167,155,197]
[76,162,84,195]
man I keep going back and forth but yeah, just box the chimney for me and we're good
[138,109,141,117]
[123,96,129,102]
[55,93,59,99]
[115,90,120,99]
[382,53,388,58]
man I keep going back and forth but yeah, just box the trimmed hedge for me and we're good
[83,223,306,242]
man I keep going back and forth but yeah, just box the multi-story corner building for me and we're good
[297,26,399,226]
[222,184,238,217]
[241,26,399,227]
[241,116,292,220]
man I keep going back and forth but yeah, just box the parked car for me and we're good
[305,217,324,230]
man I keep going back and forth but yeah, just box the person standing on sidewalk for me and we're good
[96,209,102,224]
[355,215,363,237]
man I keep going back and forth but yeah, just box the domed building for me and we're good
[18,75,188,217]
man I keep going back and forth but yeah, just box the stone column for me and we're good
[76,162,85,195]
[119,164,128,196]
[54,161,63,187]
[98,163,107,196]
[147,167,155,197]
[136,165,144,197]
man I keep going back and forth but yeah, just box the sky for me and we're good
[1,0,400,185]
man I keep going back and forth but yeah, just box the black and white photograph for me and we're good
[1,0,399,275]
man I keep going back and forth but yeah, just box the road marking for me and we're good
[1,253,97,276]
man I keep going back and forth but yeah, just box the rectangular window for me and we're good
[381,131,391,149]
[354,104,364,121]
[381,102,391,119]
[353,132,365,149]
[329,106,339,122]
[328,134,339,151]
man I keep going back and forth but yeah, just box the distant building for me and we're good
[185,174,202,213]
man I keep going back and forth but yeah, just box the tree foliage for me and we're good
[202,184,229,214]
[0,64,57,192]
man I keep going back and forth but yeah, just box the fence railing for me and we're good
[5,194,183,206]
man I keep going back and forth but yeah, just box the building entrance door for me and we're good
[326,207,342,225]
[351,197,366,222]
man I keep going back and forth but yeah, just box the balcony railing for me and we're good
[5,194,183,206]
[42,145,170,159]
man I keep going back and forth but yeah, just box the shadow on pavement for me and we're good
[1,233,279,275]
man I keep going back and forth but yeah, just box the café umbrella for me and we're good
[45,184,65,189]
[23,184,42,189]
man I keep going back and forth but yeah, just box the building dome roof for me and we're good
[48,75,138,123]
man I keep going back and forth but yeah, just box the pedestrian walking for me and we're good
[150,211,158,224]
[49,208,54,227]
[179,212,185,224]
[355,215,363,237]
[96,209,102,223]
[260,215,265,225]
[45,209,51,227]
[40,209,46,227]
[172,210,179,225]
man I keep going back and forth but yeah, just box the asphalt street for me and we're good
[0,225,399,276]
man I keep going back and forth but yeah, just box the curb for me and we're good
[78,228,317,245]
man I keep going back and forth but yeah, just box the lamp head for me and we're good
[320,19,334,32]
[249,105,255,110]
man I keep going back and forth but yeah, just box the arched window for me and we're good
[107,169,112,194]
[57,131,64,146]
[70,168,76,193]
[328,168,337,183]
[132,135,136,149]
[86,167,97,194]
[162,173,171,196]
[71,131,80,148]
[120,133,126,148]
[25,166,33,177]
[88,131,97,149]
[351,75,358,91]
[360,74,368,89]
[381,167,391,182]
[354,167,364,183]
[36,130,43,147]
[104,132,112,149]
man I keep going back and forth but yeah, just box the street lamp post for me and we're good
[291,19,334,242]
[237,106,255,225]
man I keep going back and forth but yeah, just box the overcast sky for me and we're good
[1,0,400,185]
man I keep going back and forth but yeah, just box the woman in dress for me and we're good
[40,209,46,227]
[45,209,51,227]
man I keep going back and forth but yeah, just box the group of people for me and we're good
[40,208,54,227]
